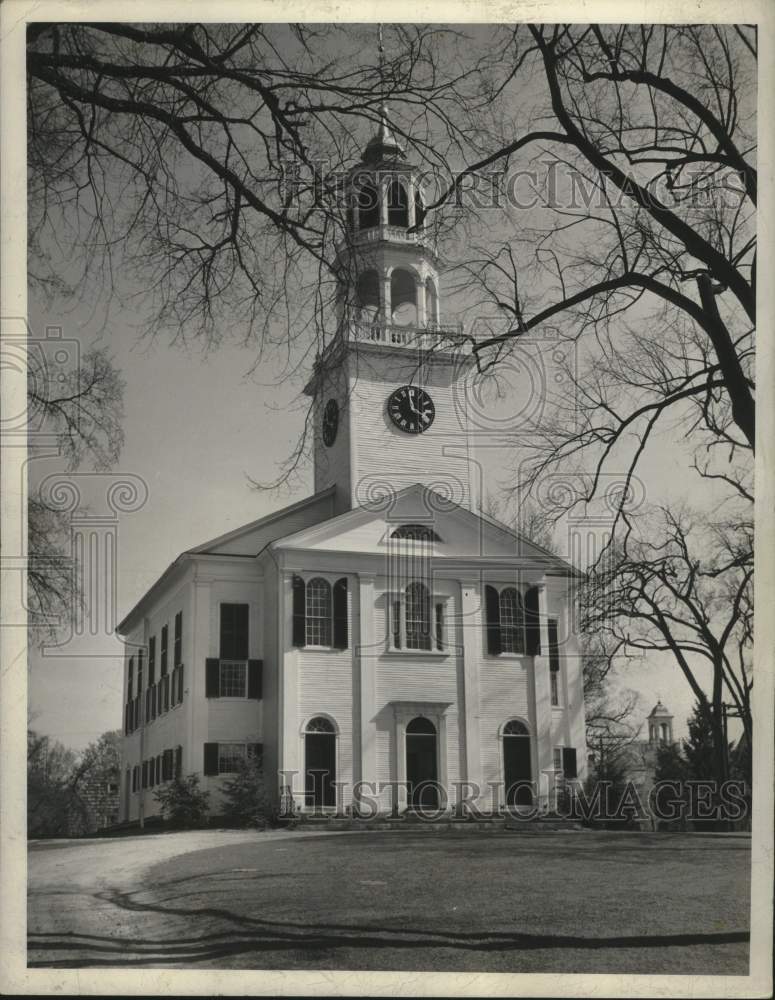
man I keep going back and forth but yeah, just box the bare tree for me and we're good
[583,504,753,783]
[27,348,125,644]
[438,24,755,518]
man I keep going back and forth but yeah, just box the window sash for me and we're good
[389,591,446,651]
[305,580,332,647]
[219,660,247,698]
[218,742,247,774]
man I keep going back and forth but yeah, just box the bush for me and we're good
[153,774,210,829]
[220,751,274,828]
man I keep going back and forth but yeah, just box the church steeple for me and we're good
[335,104,441,337]
[305,97,476,516]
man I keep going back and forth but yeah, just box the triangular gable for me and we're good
[269,483,579,574]
[189,485,336,556]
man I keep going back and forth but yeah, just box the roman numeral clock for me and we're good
[387,385,435,435]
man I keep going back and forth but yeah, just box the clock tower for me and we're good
[304,110,479,515]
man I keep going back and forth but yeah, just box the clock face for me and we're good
[387,385,435,434]
[322,398,339,446]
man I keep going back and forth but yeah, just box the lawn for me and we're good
[28,829,750,973]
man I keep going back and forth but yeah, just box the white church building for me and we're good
[117,115,586,823]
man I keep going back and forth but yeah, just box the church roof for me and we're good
[117,482,582,635]
[648,700,672,718]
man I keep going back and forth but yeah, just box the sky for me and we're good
[25,22,748,753]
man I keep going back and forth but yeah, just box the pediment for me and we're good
[271,483,577,572]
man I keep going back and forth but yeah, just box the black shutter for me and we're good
[178,663,184,703]
[170,668,177,707]
[156,679,162,714]
[333,577,348,649]
[562,747,578,779]
[141,760,148,788]
[248,659,263,699]
[525,586,541,655]
[203,742,219,776]
[175,745,182,779]
[163,748,173,781]
[124,703,130,735]
[163,674,170,712]
[248,742,263,761]
[292,575,306,647]
[206,658,220,698]
[485,585,501,655]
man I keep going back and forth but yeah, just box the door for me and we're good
[304,717,336,808]
[503,720,533,806]
[405,716,439,809]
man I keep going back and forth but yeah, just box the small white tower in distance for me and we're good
[647,700,674,745]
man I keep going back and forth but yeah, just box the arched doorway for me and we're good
[502,719,533,806]
[406,716,439,809]
[305,716,336,808]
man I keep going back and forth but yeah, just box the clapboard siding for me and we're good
[346,352,475,510]
[313,368,351,510]
[478,659,532,790]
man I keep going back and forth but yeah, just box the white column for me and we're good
[416,278,427,328]
[437,711,450,811]
[357,573,377,811]
[382,272,392,324]
[190,578,212,780]
[407,178,416,229]
[533,580,553,809]
[379,174,389,227]
[280,571,302,809]
[393,711,408,815]
[459,580,483,803]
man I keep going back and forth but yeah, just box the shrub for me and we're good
[153,774,210,829]
[220,751,274,828]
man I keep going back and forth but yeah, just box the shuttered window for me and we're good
[160,624,168,676]
[127,657,134,700]
[292,576,348,649]
[148,635,156,685]
[174,611,182,666]
[549,617,561,705]
[486,585,527,656]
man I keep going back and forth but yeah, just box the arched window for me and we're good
[357,181,379,229]
[503,719,529,736]
[405,581,431,650]
[306,715,335,734]
[407,716,436,734]
[390,268,417,326]
[391,524,441,542]
[499,588,525,654]
[387,179,409,227]
[306,578,332,647]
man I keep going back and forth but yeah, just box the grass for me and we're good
[28,829,751,973]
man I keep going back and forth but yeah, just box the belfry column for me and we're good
[382,273,392,323]
[416,278,427,328]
